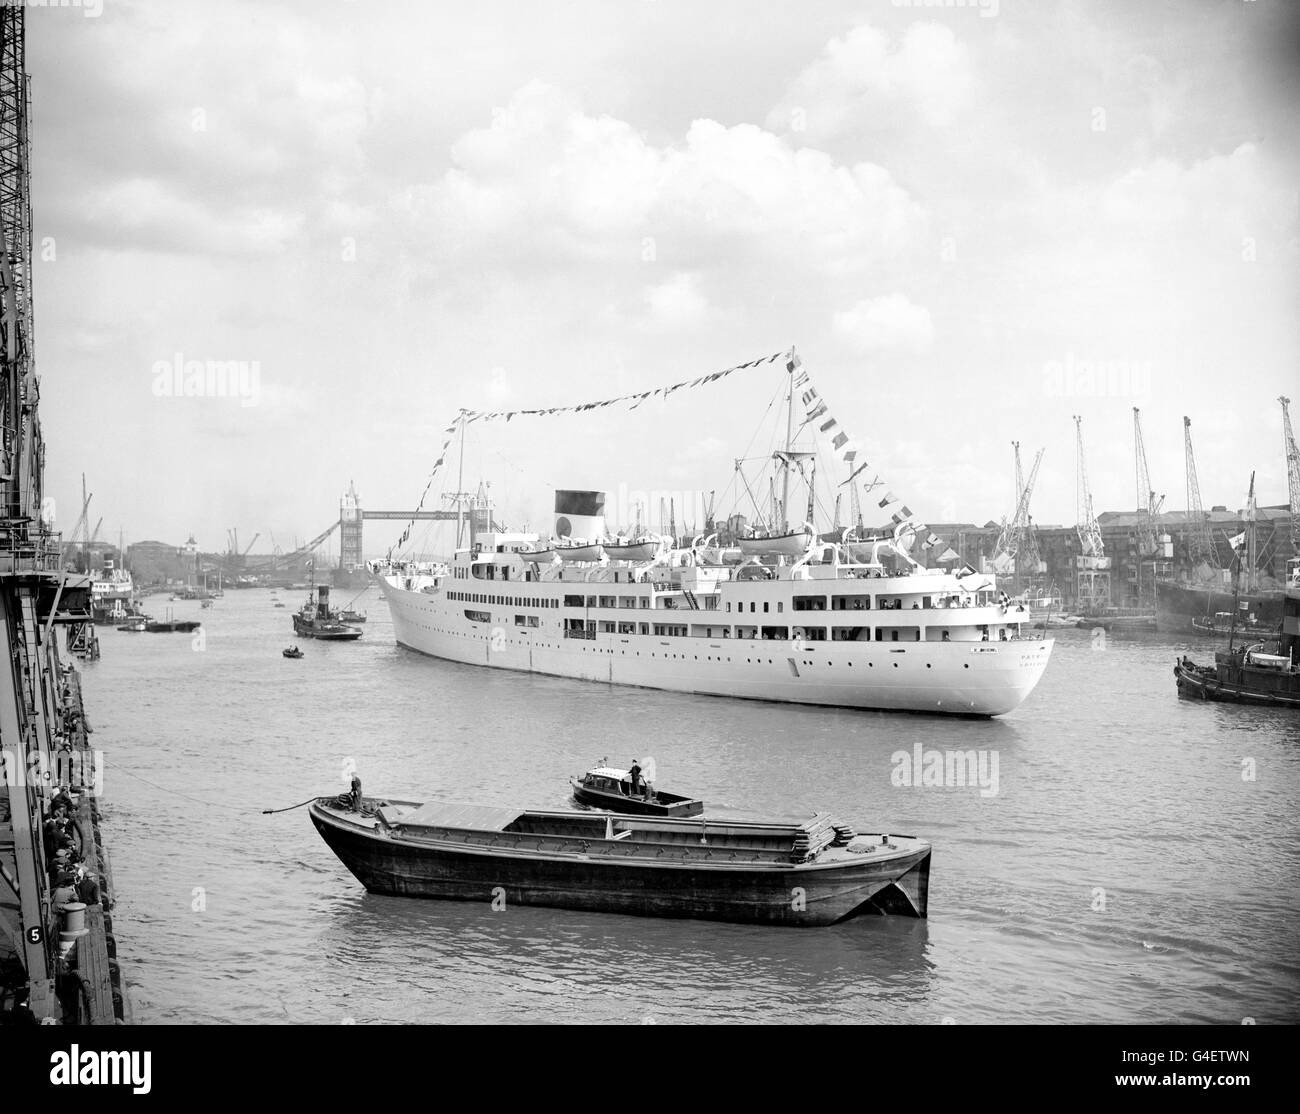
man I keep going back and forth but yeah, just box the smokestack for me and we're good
[554,490,606,541]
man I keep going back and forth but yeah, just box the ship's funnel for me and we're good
[554,490,606,541]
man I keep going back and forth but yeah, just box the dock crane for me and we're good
[1074,415,1111,613]
[1183,416,1218,573]
[1281,396,1299,568]
[1074,416,1105,563]
[245,521,339,572]
[992,442,1044,587]
[1133,408,1165,557]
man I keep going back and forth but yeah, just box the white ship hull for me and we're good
[380,574,1052,717]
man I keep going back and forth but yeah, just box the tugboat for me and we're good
[1175,558,1300,709]
[571,758,703,817]
[293,585,362,641]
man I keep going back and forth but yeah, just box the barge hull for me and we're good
[310,806,929,926]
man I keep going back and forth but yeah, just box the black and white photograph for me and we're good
[0,0,1295,1079]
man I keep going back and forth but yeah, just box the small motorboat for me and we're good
[283,647,304,659]
[273,601,286,608]
[339,609,367,623]
[571,760,703,817]
[115,616,147,632]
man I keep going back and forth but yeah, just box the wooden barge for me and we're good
[310,796,929,926]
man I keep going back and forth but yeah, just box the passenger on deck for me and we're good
[349,775,363,812]
[629,761,643,798]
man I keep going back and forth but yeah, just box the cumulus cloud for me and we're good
[833,294,934,352]
[1100,144,1290,237]
[767,22,975,141]
[403,81,925,278]
[645,273,710,328]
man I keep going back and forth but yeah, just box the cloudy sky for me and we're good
[28,0,1300,558]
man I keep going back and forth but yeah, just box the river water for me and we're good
[77,588,1299,1024]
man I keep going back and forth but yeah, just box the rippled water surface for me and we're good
[78,589,1300,1024]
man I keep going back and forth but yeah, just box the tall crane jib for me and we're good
[992,441,1045,588]
[1073,415,1110,613]
[1280,396,1300,572]
[1183,416,1219,574]
[1132,408,1168,560]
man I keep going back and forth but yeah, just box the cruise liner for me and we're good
[380,516,1052,716]
[378,358,1054,716]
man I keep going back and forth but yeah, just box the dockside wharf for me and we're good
[0,7,128,1024]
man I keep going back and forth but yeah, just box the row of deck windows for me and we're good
[546,621,1006,642]
[450,591,558,608]
[448,590,990,617]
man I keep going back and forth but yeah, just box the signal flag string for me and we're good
[386,350,788,562]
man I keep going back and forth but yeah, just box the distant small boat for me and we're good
[1077,612,1157,632]
[1032,614,1084,630]
[115,617,147,632]
[145,619,201,633]
[283,647,304,659]
[339,609,367,623]
[273,601,286,608]
[200,599,213,609]
[1191,611,1273,637]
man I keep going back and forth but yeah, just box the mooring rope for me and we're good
[261,795,327,815]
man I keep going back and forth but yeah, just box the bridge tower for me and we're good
[340,481,363,570]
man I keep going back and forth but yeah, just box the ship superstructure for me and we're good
[381,524,1051,716]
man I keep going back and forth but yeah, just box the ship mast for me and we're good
[780,360,795,531]
[455,413,466,550]
[1228,471,1255,654]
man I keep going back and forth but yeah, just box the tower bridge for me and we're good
[336,481,500,569]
